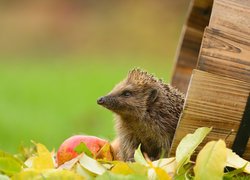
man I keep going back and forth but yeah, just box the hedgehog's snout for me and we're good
[97,96,106,105]
[97,95,118,111]
[97,95,113,106]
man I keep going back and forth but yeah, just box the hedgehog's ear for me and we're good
[148,88,158,103]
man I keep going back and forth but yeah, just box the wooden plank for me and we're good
[170,70,250,160]
[209,0,250,37]
[197,27,250,83]
[171,0,213,93]
[171,26,203,93]
[187,0,213,31]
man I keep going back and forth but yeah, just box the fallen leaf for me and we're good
[152,157,176,176]
[148,167,171,180]
[74,142,93,157]
[96,171,148,180]
[226,148,250,174]
[0,157,22,176]
[30,143,55,170]
[134,144,148,166]
[11,170,41,180]
[79,154,106,175]
[57,155,81,170]
[127,162,148,176]
[0,174,10,180]
[95,142,113,161]
[223,164,247,180]
[194,140,227,180]
[111,162,134,175]
[76,163,95,179]
[176,127,211,171]
[43,169,84,180]
[0,150,23,176]
[12,169,83,180]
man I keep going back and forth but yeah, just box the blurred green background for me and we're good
[0,0,190,153]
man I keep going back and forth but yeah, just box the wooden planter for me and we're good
[170,0,250,160]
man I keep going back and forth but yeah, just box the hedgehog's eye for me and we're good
[121,90,132,97]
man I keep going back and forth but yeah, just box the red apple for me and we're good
[57,135,113,166]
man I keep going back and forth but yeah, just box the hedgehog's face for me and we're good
[97,80,158,118]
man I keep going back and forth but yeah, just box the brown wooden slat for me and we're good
[209,0,250,37]
[171,0,213,93]
[197,27,250,83]
[171,26,203,93]
[187,0,213,31]
[170,70,250,160]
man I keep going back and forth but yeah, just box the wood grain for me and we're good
[171,26,203,93]
[209,0,250,37]
[171,0,213,93]
[170,70,250,160]
[197,27,250,83]
[171,0,250,160]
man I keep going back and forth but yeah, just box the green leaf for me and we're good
[0,150,23,176]
[224,164,247,180]
[79,154,106,175]
[96,171,148,180]
[194,140,227,180]
[74,142,93,157]
[229,174,250,180]
[176,127,212,170]
[174,162,194,180]
[0,157,22,176]
[134,144,148,166]
[0,150,23,166]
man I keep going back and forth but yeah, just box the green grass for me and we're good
[0,55,173,153]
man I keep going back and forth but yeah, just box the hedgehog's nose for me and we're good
[97,97,105,105]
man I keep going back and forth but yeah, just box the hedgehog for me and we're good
[97,68,185,161]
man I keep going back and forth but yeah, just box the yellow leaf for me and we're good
[194,140,227,180]
[226,148,250,174]
[42,169,84,180]
[154,167,172,180]
[12,169,41,180]
[111,162,134,175]
[12,169,84,180]
[127,163,148,176]
[95,142,113,161]
[147,159,172,180]
[148,167,171,180]
[152,157,176,176]
[25,143,55,170]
